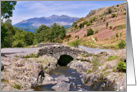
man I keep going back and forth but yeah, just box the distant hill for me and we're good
[65,3,126,49]
[13,15,79,32]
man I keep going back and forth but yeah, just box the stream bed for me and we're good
[34,66,92,91]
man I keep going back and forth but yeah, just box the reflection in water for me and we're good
[34,66,92,91]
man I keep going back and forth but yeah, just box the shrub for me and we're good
[79,23,84,29]
[93,17,97,21]
[86,23,90,26]
[106,22,109,28]
[83,20,88,25]
[116,33,119,38]
[108,8,112,13]
[107,56,118,61]
[117,61,126,72]
[87,28,94,36]
[90,18,93,23]
[109,26,112,30]
[120,33,123,37]
[118,40,126,49]
[95,37,98,41]
[72,22,77,28]
[112,13,116,18]
[103,19,106,22]
[101,17,103,20]
[64,34,71,39]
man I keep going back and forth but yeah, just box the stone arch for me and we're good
[57,55,74,66]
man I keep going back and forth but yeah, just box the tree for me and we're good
[1,21,7,47]
[1,1,17,19]
[12,30,26,47]
[25,32,34,45]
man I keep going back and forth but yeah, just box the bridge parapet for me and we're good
[37,44,86,59]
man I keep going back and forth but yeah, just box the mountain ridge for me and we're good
[13,15,79,32]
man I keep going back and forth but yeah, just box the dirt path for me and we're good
[1,48,39,57]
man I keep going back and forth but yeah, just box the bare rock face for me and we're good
[52,81,70,91]
[1,54,57,91]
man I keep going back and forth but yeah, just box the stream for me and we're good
[34,66,92,91]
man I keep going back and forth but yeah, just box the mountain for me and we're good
[13,15,79,32]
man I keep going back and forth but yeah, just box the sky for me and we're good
[10,1,126,25]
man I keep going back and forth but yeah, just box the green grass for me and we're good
[107,56,118,61]
[67,40,80,48]
[92,57,100,67]
[113,24,126,30]
[14,55,19,57]
[23,53,37,58]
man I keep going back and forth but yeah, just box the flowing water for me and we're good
[34,66,92,91]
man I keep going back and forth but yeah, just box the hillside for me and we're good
[65,3,126,49]
[14,15,79,32]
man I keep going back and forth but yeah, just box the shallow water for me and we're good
[34,66,92,91]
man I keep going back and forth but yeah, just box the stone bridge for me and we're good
[37,44,86,60]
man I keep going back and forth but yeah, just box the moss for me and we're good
[117,61,126,72]
[107,56,118,61]
[14,55,19,57]
[92,56,100,67]
[87,70,92,74]
[13,84,21,89]
[1,78,8,82]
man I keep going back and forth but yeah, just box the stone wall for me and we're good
[37,44,86,59]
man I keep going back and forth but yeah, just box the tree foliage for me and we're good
[35,23,66,43]
[1,1,17,19]
[1,19,34,47]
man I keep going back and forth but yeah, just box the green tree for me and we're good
[25,32,34,45]
[1,21,7,47]
[3,19,15,47]
[1,1,17,19]
[12,30,26,47]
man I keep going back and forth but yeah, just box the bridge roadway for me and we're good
[1,45,111,57]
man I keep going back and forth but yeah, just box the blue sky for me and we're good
[11,1,126,24]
